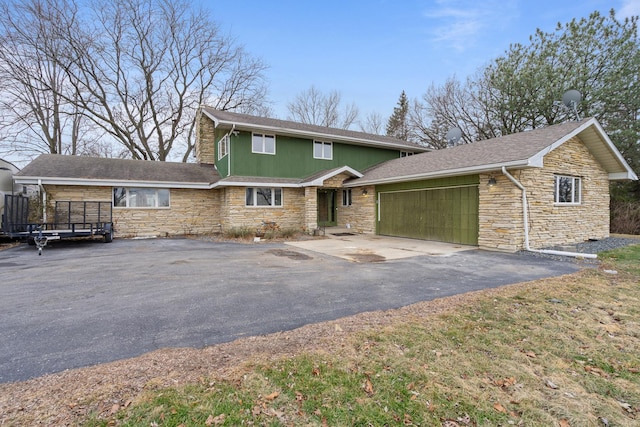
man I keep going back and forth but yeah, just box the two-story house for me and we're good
[194,108,427,234]
[12,108,637,252]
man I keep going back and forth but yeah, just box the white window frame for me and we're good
[342,189,352,206]
[252,133,276,155]
[400,151,414,157]
[245,187,283,207]
[218,135,229,160]
[113,187,170,208]
[314,140,333,160]
[554,175,582,205]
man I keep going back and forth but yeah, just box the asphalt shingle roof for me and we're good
[16,154,220,185]
[351,119,594,184]
[202,107,427,151]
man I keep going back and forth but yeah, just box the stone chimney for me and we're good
[195,108,216,164]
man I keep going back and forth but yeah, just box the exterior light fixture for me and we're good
[361,189,368,196]
[488,176,497,186]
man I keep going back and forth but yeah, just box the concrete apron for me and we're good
[285,229,476,262]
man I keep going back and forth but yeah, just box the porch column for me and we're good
[304,186,317,233]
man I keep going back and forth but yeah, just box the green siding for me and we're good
[376,175,480,193]
[377,177,479,245]
[214,129,229,177]
[228,131,400,178]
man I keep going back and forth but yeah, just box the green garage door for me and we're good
[378,185,479,245]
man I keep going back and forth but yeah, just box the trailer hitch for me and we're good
[34,227,48,256]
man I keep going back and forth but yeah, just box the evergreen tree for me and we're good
[386,91,409,140]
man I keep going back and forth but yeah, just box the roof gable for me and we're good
[348,118,637,186]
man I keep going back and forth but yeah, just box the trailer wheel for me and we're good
[104,223,114,243]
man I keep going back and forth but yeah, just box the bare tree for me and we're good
[0,0,269,162]
[59,0,269,161]
[0,0,87,158]
[410,75,499,149]
[359,111,385,135]
[287,86,359,129]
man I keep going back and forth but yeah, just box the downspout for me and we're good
[500,166,597,259]
[227,123,235,178]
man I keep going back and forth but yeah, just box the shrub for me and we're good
[610,199,640,235]
[223,226,254,239]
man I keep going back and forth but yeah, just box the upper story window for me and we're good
[554,175,581,205]
[245,187,282,207]
[400,151,414,157]
[314,141,333,160]
[218,135,229,160]
[252,133,276,154]
[113,187,170,208]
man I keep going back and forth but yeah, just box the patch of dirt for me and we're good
[0,240,21,252]
[266,248,313,260]
[0,276,559,426]
[347,250,386,263]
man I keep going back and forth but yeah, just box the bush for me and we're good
[611,199,640,235]
[223,226,254,239]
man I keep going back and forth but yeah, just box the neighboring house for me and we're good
[0,158,22,215]
[12,109,637,252]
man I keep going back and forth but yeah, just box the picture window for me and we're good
[245,187,283,207]
[113,188,170,208]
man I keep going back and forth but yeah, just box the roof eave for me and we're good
[345,160,534,187]
[213,180,302,188]
[13,176,215,189]
[302,166,363,187]
[609,171,639,181]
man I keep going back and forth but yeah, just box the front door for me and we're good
[317,189,337,227]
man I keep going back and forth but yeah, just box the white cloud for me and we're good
[424,0,517,52]
[619,0,640,18]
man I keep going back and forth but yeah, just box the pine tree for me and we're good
[386,91,409,140]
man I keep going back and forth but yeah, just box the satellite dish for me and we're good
[562,89,582,121]
[446,127,462,147]
[562,90,582,108]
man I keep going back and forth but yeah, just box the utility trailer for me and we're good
[2,195,114,255]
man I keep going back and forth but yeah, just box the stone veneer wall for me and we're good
[304,187,318,232]
[219,187,307,231]
[44,185,222,238]
[337,185,376,233]
[478,136,610,251]
[195,112,216,165]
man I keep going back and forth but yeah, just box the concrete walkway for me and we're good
[286,229,475,262]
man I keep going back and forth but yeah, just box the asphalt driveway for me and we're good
[0,237,584,383]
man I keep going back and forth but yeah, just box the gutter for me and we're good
[500,166,597,259]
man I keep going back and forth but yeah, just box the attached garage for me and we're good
[377,176,479,245]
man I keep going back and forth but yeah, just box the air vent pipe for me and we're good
[500,166,597,259]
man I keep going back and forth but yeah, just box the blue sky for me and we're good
[208,0,640,122]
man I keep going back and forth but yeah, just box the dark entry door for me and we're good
[317,190,337,227]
